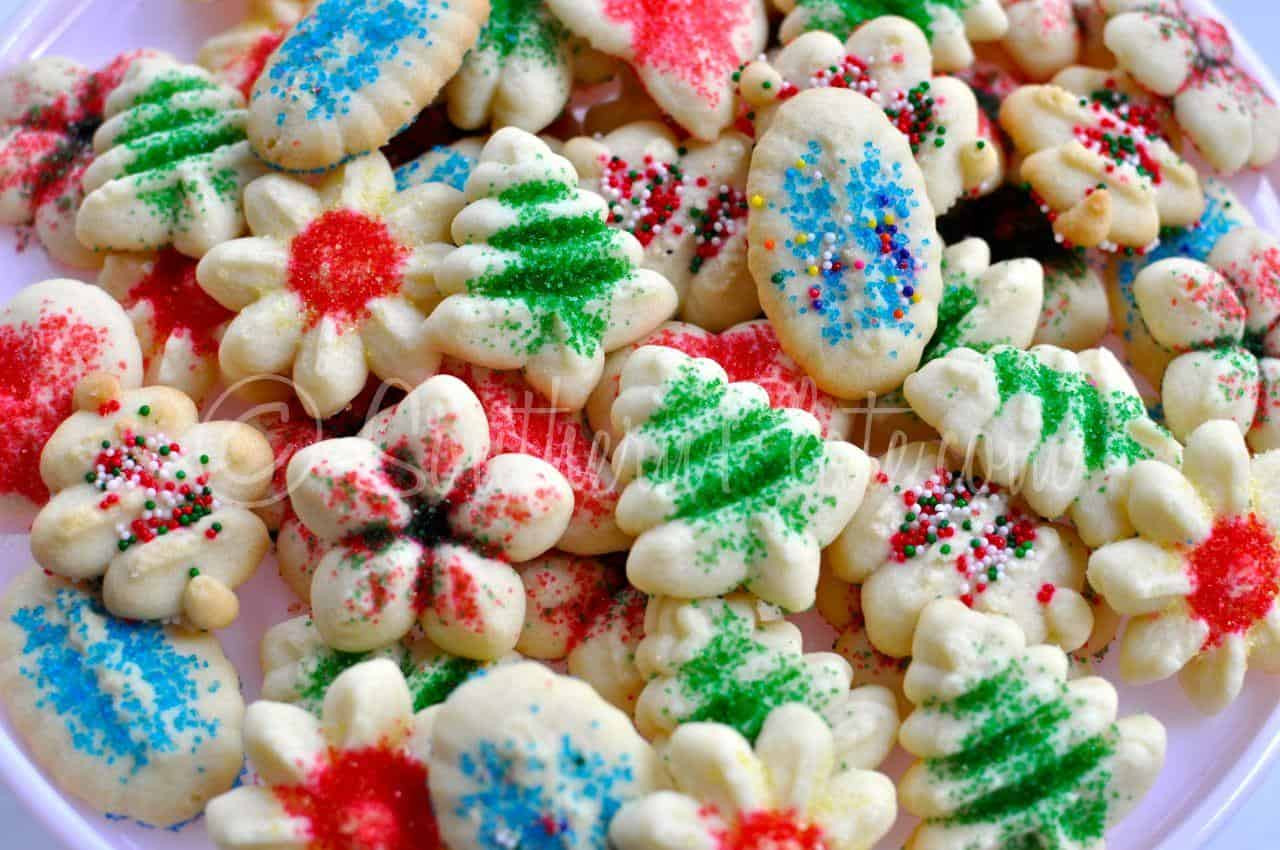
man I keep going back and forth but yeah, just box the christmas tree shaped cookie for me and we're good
[427,128,678,410]
[611,346,871,611]
[898,599,1166,850]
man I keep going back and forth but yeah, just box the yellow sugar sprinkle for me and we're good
[884,213,896,225]
[795,233,808,245]
[750,194,765,208]
[807,265,820,276]
[794,158,806,169]
[912,293,922,302]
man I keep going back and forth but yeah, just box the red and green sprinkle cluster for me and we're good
[687,180,748,273]
[1073,98,1164,185]
[600,154,685,246]
[885,82,945,154]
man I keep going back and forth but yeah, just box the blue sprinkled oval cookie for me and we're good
[0,568,244,827]
[747,87,943,399]
[249,0,490,171]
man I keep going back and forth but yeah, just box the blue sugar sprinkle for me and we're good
[455,733,636,849]
[394,145,476,192]
[267,0,444,125]
[11,587,222,776]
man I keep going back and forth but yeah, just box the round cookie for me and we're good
[610,703,897,850]
[563,121,759,330]
[198,0,310,99]
[31,378,274,630]
[0,278,142,511]
[425,128,678,410]
[0,51,156,267]
[428,661,663,850]
[747,87,944,400]
[197,151,463,419]
[248,0,488,171]
[207,658,440,850]
[827,440,1093,659]
[611,345,871,611]
[286,374,573,658]
[1089,420,1280,714]
[898,599,1166,850]
[76,55,267,257]
[0,567,244,827]
[98,249,233,402]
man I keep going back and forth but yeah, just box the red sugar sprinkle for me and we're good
[1037,583,1056,604]
[125,248,233,358]
[227,30,286,100]
[1186,514,1280,649]
[708,807,828,850]
[273,746,441,850]
[287,209,408,329]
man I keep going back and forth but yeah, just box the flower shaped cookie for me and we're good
[999,83,1204,251]
[610,704,897,850]
[197,151,464,418]
[738,17,1003,214]
[635,593,900,762]
[904,344,1182,547]
[612,346,871,611]
[31,377,273,629]
[898,599,1166,850]
[1089,420,1280,713]
[827,440,1093,658]
[518,553,647,710]
[564,121,759,330]
[286,374,573,658]
[76,55,267,258]
[545,0,768,140]
[0,278,142,509]
[99,249,233,402]
[207,658,441,850]
[1127,230,1280,451]
[1103,0,1280,173]
[777,0,1008,72]
[0,51,154,267]
[444,0,573,132]
[587,319,854,445]
[425,128,678,410]
[261,615,485,716]
[198,0,309,99]
[815,572,911,710]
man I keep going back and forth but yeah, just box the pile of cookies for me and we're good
[1,0,1278,847]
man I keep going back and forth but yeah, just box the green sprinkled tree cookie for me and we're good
[76,56,267,258]
[898,599,1166,850]
[634,593,900,757]
[903,344,1182,547]
[611,345,871,611]
[445,0,574,133]
[426,127,679,410]
[260,615,491,716]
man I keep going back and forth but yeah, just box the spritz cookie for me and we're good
[737,17,1003,213]
[99,250,233,402]
[999,82,1203,251]
[0,278,142,510]
[287,374,573,658]
[261,615,485,716]
[747,87,944,400]
[429,661,663,850]
[545,0,767,139]
[827,440,1093,658]
[904,344,1182,547]
[814,572,911,710]
[0,567,243,827]
[426,128,678,410]
[0,51,155,267]
[444,0,573,133]
[207,658,441,850]
[898,599,1166,850]
[31,377,273,630]
[1103,0,1280,173]
[635,594,900,758]
[76,55,266,257]
[610,703,897,850]
[198,0,310,99]
[1033,252,1110,350]
[587,319,854,446]
[612,346,870,611]
[1089,420,1280,713]
[518,553,646,710]
[197,151,464,418]
[248,0,488,171]
[395,137,484,193]
[1000,0,1084,80]
[563,121,759,330]
[777,0,1008,72]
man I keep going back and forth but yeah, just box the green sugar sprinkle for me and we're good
[923,282,981,363]
[479,0,566,64]
[989,347,1158,473]
[295,642,480,716]
[404,654,480,712]
[122,119,245,177]
[795,0,976,41]
[130,74,217,108]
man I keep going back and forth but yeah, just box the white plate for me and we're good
[2,2,1280,849]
